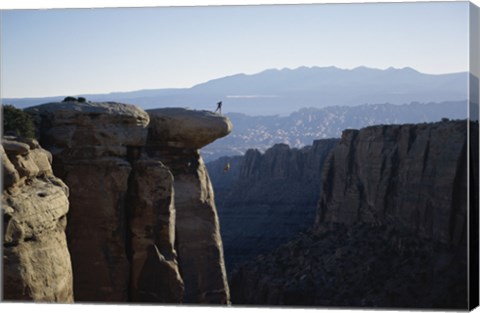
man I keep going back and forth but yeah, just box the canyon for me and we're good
[229,119,477,309]
[2,100,477,309]
[207,139,338,271]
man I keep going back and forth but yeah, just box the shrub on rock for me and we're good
[62,96,77,102]
[2,104,36,138]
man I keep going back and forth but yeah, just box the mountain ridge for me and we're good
[4,66,468,115]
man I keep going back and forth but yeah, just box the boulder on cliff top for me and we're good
[147,108,232,149]
[26,101,150,156]
[27,101,149,122]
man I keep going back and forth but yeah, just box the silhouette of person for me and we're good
[215,101,222,114]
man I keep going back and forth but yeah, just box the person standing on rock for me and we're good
[215,101,222,114]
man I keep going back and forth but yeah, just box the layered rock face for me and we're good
[127,158,184,303]
[213,139,338,206]
[207,139,338,271]
[145,108,231,304]
[317,121,470,244]
[2,136,73,302]
[28,101,149,301]
[26,102,230,304]
[230,120,475,309]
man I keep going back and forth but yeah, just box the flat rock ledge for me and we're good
[147,108,232,149]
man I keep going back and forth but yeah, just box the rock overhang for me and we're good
[26,103,232,151]
[146,108,233,149]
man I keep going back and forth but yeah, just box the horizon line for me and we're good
[2,65,469,100]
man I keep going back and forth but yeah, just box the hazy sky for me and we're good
[1,1,470,98]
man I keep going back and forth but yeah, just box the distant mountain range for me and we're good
[201,100,468,161]
[4,66,468,115]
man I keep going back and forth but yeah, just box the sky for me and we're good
[0,0,471,98]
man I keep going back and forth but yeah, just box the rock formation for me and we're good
[27,101,149,302]
[145,108,231,304]
[207,139,338,271]
[127,158,184,303]
[317,120,470,245]
[2,136,73,302]
[230,120,475,309]
[26,102,231,304]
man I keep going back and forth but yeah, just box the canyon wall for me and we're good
[143,108,231,303]
[230,120,475,309]
[25,101,231,304]
[207,139,338,271]
[2,136,73,302]
[317,121,469,245]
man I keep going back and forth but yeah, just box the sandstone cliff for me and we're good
[317,120,470,245]
[127,157,184,303]
[230,120,475,309]
[27,101,149,302]
[207,139,338,271]
[2,136,73,302]
[26,101,231,304]
[143,108,231,304]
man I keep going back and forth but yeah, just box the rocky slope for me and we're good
[230,120,475,309]
[207,139,338,271]
[230,223,468,308]
[2,136,73,302]
[25,101,231,304]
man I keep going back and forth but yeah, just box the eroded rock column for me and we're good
[127,158,184,302]
[27,101,149,302]
[146,108,232,304]
[2,136,73,302]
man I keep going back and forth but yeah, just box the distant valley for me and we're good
[202,100,467,161]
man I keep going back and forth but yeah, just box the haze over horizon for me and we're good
[5,65,468,116]
[1,2,470,98]
[3,65,468,100]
